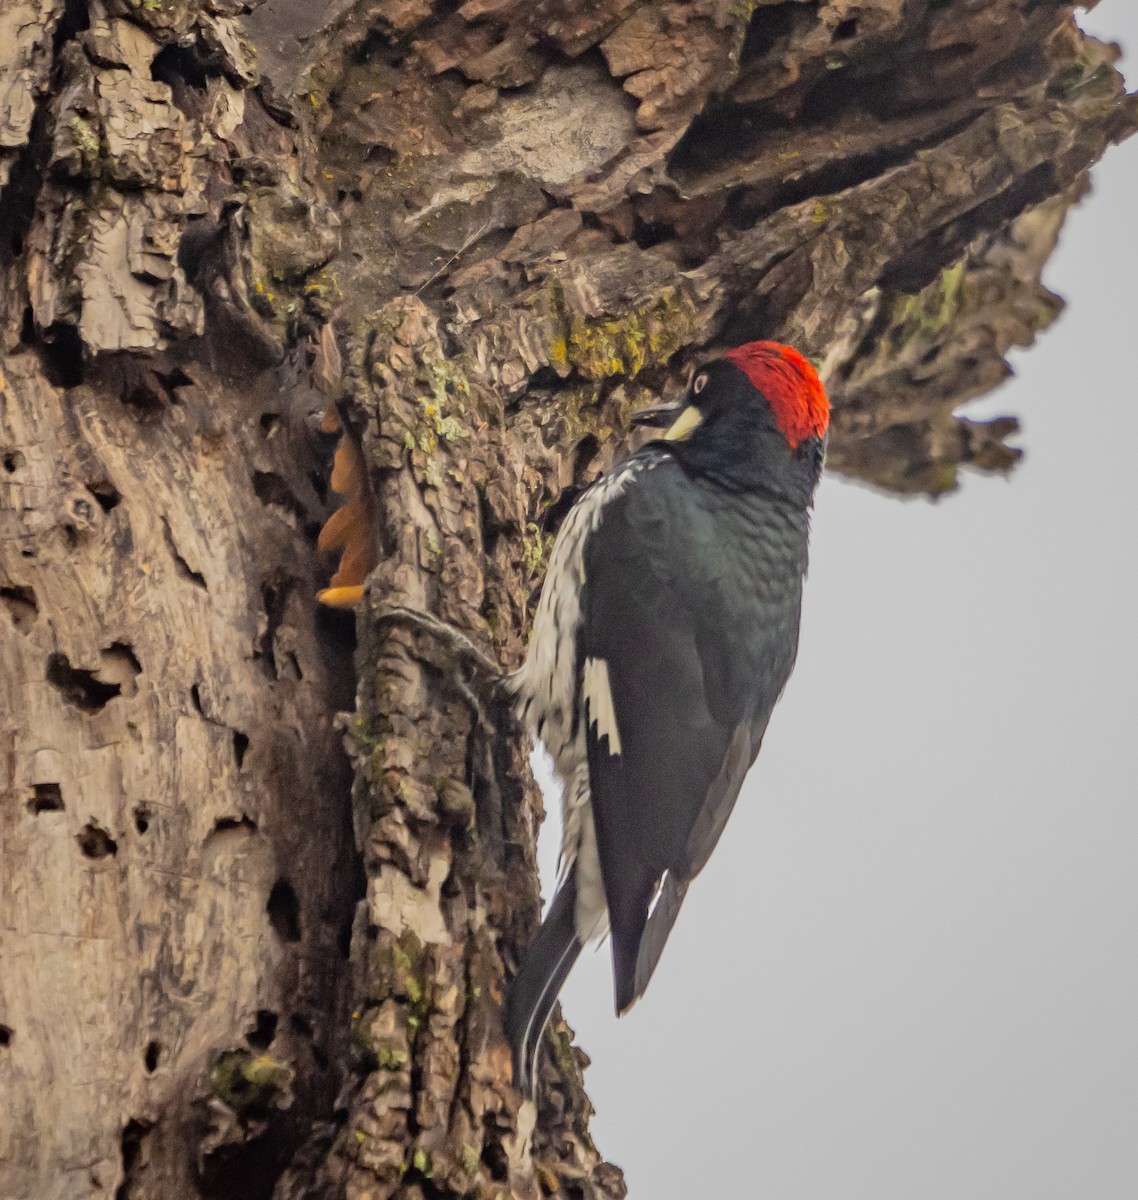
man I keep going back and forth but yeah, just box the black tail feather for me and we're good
[611,872,689,1015]
[504,877,582,1097]
[629,874,688,1011]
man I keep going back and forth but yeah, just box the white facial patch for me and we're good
[663,404,703,442]
[583,656,622,755]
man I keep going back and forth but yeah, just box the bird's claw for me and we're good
[372,604,507,719]
[373,604,511,848]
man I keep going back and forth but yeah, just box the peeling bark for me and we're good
[0,1,1133,1198]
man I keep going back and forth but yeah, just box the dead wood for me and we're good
[0,1,1133,1198]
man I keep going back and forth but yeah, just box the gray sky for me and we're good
[536,4,1138,1195]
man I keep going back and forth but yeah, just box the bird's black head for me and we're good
[635,341,830,502]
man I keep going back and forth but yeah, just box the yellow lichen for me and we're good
[68,116,101,166]
[521,523,555,576]
[890,259,969,343]
[561,288,697,381]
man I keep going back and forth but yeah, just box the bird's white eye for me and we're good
[692,373,708,395]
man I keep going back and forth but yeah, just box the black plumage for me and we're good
[506,342,829,1095]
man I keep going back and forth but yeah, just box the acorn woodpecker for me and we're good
[505,341,830,1095]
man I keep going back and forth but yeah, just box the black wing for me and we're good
[581,459,799,1013]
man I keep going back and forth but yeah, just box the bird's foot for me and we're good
[373,604,512,848]
[373,604,507,725]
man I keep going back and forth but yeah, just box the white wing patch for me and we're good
[583,656,622,756]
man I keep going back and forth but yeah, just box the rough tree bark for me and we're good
[0,1,1132,1198]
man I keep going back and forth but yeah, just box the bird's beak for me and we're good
[630,400,681,428]
[630,402,704,442]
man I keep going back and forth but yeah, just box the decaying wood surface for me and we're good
[0,1,1133,1198]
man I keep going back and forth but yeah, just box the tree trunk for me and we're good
[0,2,1132,1198]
